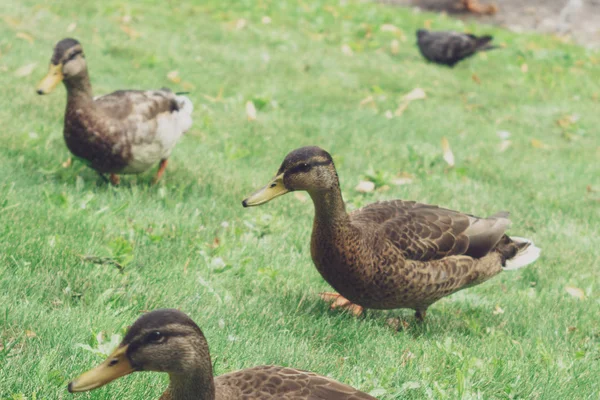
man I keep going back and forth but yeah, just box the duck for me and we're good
[416,30,498,67]
[67,309,376,400]
[242,146,540,320]
[36,38,193,185]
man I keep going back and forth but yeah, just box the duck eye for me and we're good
[147,331,164,343]
[299,163,311,172]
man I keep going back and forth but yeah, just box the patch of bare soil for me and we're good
[379,0,600,48]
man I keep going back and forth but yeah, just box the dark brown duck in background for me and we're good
[68,309,376,400]
[37,38,193,185]
[243,146,540,320]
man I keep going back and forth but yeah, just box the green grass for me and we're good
[0,0,599,398]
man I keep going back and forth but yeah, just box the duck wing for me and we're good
[351,200,510,261]
[215,366,376,400]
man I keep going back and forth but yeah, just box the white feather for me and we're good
[503,237,541,270]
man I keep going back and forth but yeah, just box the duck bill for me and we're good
[68,345,134,393]
[242,173,289,207]
[36,64,63,95]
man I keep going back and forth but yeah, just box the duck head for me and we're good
[37,38,88,95]
[68,309,213,393]
[242,146,339,207]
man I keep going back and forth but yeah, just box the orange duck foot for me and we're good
[109,174,120,186]
[319,292,364,317]
[152,159,168,184]
[460,0,498,15]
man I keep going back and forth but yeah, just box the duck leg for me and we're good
[319,292,364,316]
[109,174,120,186]
[460,0,498,15]
[152,159,168,184]
[415,309,427,322]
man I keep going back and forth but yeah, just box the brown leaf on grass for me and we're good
[565,286,585,300]
[261,16,272,24]
[498,140,512,153]
[424,20,432,29]
[16,32,34,44]
[531,139,549,149]
[62,157,72,168]
[556,114,579,128]
[441,137,455,167]
[167,70,181,84]
[67,22,77,32]
[387,318,409,331]
[392,172,414,186]
[14,62,36,77]
[120,25,140,39]
[493,305,505,315]
[355,180,375,193]
[403,88,426,101]
[380,24,400,33]
[245,101,257,121]
[359,95,374,107]
[25,330,37,338]
[567,326,577,332]
[235,19,247,30]
[521,63,528,73]
[471,73,481,84]
[390,39,400,55]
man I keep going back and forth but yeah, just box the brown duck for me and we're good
[242,146,540,320]
[36,38,193,185]
[67,309,376,400]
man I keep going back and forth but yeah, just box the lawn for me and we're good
[0,0,599,398]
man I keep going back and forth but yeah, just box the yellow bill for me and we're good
[242,173,288,207]
[36,64,63,95]
[68,345,134,393]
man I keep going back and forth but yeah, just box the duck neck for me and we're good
[167,368,216,400]
[309,184,349,231]
[64,71,93,106]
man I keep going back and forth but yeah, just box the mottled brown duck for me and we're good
[37,38,193,185]
[242,146,540,320]
[68,309,376,400]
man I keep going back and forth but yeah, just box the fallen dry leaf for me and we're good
[341,44,353,56]
[493,305,505,315]
[521,63,528,73]
[261,16,271,24]
[392,175,413,186]
[394,102,409,116]
[556,114,579,128]
[355,180,375,193]
[424,20,432,29]
[498,140,512,153]
[384,110,393,119]
[565,286,585,300]
[359,95,374,107]
[390,39,400,55]
[14,62,36,77]
[403,87,426,101]
[16,32,34,44]
[472,73,481,84]
[67,22,77,32]
[441,137,455,167]
[25,330,37,338]
[387,318,409,330]
[567,326,577,332]
[235,19,247,30]
[62,157,72,168]
[245,101,257,121]
[381,24,400,33]
[120,25,140,39]
[531,138,548,149]
[167,70,181,84]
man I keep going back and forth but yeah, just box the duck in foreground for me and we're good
[416,29,498,67]
[37,38,193,185]
[242,146,540,320]
[68,309,376,400]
